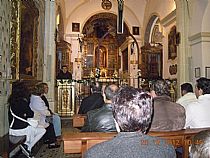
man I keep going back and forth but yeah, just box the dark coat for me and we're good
[81,103,116,132]
[8,98,34,129]
[78,93,104,114]
[150,96,186,131]
[57,71,72,79]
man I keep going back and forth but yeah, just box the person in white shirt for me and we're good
[30,83,60,149]
[185,77,210,128]
[176,83,197,109]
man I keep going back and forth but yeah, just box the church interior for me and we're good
[1,0,210,157]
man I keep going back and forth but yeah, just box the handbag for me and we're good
[27,118,39,127]
[45,115,53,123]
[10,108,38,128]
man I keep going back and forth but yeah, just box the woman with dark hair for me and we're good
[29,83,60,149]
[8,81,46,157]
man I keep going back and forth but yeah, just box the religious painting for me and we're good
[87,42,94,55]
[72,23,80,32]
[95,46,107,68]
[85,56,93,68]
[19,0,39,77]
[168,26,177,60]
[132,26,140,35]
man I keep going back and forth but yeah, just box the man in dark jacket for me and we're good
[57,65,72,80]
[78,82,104,114]
[149,79,186,131]
[81,84,119,132]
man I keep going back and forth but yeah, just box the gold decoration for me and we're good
[101,0,112,10]
[10,0,20,79]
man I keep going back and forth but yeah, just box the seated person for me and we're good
[185,77,210,128]
[8,81,46,157]
[84,86,176,158]
[40,82,61,137]
[81,84,119,132]
[149,79,186,131]
[30,83,60,149]
[176,82,197,109]
[57,65,72,80]
[190,130,210,158]
[78,82,104,114]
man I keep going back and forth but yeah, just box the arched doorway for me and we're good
[141,15,163,79]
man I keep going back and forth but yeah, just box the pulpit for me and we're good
[57,80,76,116]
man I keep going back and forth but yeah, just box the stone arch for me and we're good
[144,15,160,44]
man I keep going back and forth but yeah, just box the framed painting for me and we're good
[195,67,201,78]
[132,26,140,35]
[205,67,210,79]
[72,23,80,32]
[168,26,177,60]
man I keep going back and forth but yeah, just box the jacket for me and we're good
[78,93,104,114]
[150,96,186,131]
[81,103,116,132]
[84,132,176,158]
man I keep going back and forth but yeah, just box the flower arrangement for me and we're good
[95,68,101,78]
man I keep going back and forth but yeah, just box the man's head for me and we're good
[181,83,193,96]
[150,79,170,97]
[190,130,210,158]
[195,77,210,98]
[103,84,119,103]
[62,65,68,73]
[90,82,102,93]
[112,86,153,133]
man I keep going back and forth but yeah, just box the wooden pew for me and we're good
[62,128,210,158]
[0,134,26,158]
[72,114,86,128]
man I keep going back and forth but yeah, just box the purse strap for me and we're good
[10,108,28,128]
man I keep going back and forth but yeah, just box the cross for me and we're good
[117,0,124,33]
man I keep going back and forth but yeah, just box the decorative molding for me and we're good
[10,0,20,79]
[189,32,210,46]
[161,9,176,27]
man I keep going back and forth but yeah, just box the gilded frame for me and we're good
[10,0,21,79]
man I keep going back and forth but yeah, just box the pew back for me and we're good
[63,128,210,158]
[72,114,86,128]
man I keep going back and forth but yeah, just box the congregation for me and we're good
[77,77,210,158]
[7,77,210,158]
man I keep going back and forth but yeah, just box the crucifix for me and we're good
[117,0,124,34]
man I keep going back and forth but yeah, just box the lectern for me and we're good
[57,79,76,116]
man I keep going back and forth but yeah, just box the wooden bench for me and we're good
[62,128,210,158]
[72,114,86,128]
[0,134,26,158]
